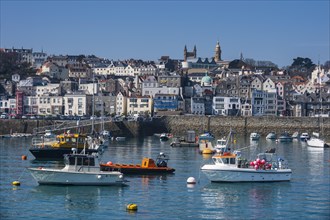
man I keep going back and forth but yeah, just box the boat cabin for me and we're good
[52,133,87,149]
[212,153,237,165]
[141,152,169,168]
[64,153,98,171]
[212,151,249,168]
[216,138,226,145]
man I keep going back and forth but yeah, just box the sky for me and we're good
[0,0,329,68]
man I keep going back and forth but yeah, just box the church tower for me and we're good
[184,45,187,61]
[184,45,197,61]
[193,45,197,58]
[214,41,222,62]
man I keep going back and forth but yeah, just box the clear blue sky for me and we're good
[1,0,329,68]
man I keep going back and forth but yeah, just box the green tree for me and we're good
[0,51,35,80]
[291,57,315,69]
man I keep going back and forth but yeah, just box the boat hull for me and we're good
[28,168,126,186]
[307,138,326,148]
[201,166,292,182]
[170,142,198,147]
[29,147,99,160]
[100,165,175,175]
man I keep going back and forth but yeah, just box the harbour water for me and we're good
[0,135,329,219]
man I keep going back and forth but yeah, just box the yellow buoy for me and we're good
[202,149,213,154]
[12,181,21,186]
[22,155,27,160]
[126,203,138,211]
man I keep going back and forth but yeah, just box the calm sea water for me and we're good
[0,135,329,220]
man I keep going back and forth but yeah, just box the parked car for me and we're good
[0,113,8,119]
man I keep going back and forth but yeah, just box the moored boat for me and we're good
[307,137,326,148]
[299,133,310,141]
[160,133,171,141]
[198,132,215,154]
[28,149,127,186]
[215,138,227,153]
[291,131,299,139]
[100,152,175,174]
[250,132,260,140]
[266,132,277,140]
[201,149,292,182]
[278,132,293,142]
[29,131,104,160]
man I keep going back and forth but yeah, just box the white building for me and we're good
[191,97,205,115]
[116,92,127,116]
[212,96,241,116]
[35,83,61,96]
[63,93,88,116]
[31,95,63,115]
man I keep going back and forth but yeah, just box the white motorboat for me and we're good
[307,137,326,148]
[250,132,260,140]
[266,132,277,140]
[101,130,111,139]
[201,150,292,182]
[198,132,215,154]
[291,131,299,139]
[160,133,170,141]
[299,133,310,141]
[28,149,127,186]
[214,129,235,153]
[215,138,227,153]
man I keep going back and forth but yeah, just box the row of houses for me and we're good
[1,46,329,118]
[1,66,329,118]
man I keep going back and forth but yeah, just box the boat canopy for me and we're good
[65,154,96,166]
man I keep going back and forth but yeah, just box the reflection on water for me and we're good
[200,182,292,219]
[32,185,125,212]
[1,135,329,219]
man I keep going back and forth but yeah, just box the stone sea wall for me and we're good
[1,116,329,141]
[162,115,329,136]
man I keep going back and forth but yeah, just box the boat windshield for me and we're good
[217,139,226,145]
[66,155,95,166]
[156,153,169,167]
[213,157,236,165]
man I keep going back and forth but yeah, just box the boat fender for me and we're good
[107,161,113,165]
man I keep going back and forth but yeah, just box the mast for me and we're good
[319,65,323,136]
[92,73,95,134]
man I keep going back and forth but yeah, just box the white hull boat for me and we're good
[215,138,227,153]
[202,166,292,182]
[28,149,127,186]
[28,168,125,186]
[250,132,260,141]
[201,150,292,182]
[306,137,325,148]
[299,133,310,141]
[266,132,277,140]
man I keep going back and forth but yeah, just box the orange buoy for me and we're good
[22,155,27,160]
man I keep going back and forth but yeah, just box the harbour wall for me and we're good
[0,116,329,141]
